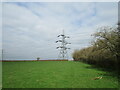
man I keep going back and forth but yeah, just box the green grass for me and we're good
[2,61,118,88]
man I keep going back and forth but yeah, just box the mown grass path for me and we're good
[3,61,118,88]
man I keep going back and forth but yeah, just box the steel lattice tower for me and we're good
[56,30,71,60]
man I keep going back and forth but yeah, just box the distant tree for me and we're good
[37,57,40,61]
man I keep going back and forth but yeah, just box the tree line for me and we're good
[72,25,120,70]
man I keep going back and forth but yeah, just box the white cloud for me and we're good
[2,2,117,60]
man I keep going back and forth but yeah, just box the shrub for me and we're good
[72,26,119,70]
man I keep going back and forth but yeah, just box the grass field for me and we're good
[2,61,118,88]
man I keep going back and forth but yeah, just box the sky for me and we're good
[2,2,118,60]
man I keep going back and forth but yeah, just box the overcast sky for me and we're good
[2,2,117,60]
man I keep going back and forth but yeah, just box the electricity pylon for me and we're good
[56,30,71,60]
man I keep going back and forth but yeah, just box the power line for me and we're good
[56,29,71,60]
